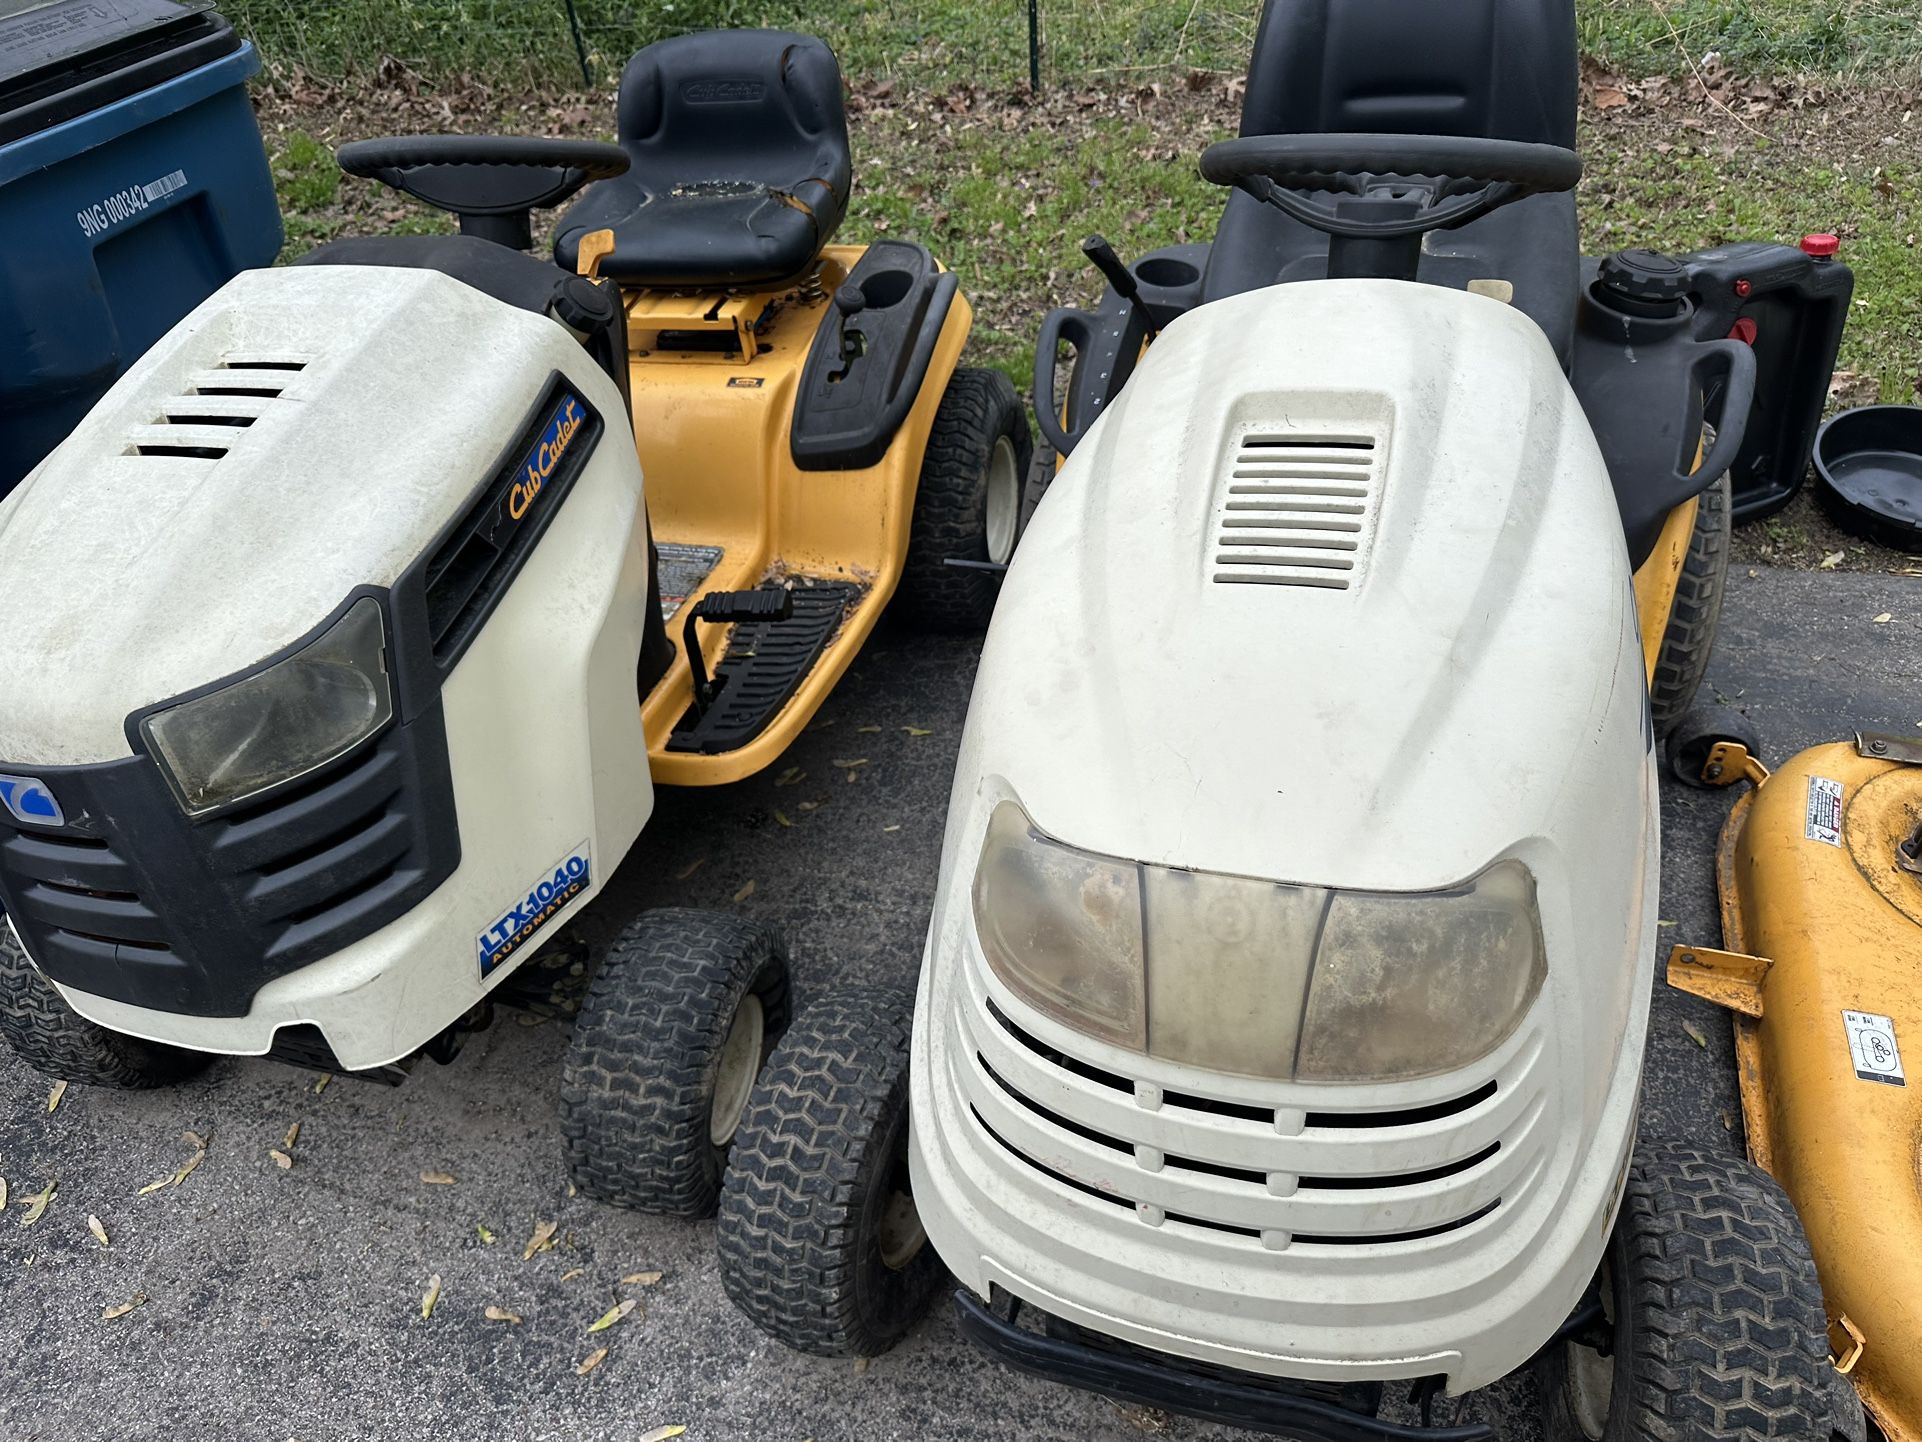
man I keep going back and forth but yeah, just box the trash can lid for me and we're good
[0,1,240,145]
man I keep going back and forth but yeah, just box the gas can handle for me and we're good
[1681,337,1757,486]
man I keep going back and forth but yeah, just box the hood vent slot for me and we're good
[129,359,309,460]
[1212,431,1380,590]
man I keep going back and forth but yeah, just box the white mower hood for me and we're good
[0,265,620,766]
[963,278,1644,892]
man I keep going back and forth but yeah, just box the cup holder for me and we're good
[859,268,916,309]
[1134,256,1200,290]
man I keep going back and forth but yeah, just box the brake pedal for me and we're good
[684,589,796,713]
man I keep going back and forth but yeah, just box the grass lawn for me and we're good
[228,0,1922,87]
[250,2,1921,567]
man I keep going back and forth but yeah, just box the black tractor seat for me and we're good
[553,30,852,289]
[1202,0,1580,359]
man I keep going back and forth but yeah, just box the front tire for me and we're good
[717,986,946,1356]
[0,925,208,1087]
[1649,473,1732,736]
[896,367,1034,633]
[559,909,790,1217]
[1536,1141,1845,1442]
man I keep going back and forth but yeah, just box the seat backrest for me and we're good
[615,29,850,220]
[1238,0,1576,147]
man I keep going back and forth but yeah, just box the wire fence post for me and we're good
[563,0,592,87]
[1027,0,1041,94]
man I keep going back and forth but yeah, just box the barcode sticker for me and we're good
[141,170,188,203]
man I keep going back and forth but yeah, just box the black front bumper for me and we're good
[953,1291,1495,1442]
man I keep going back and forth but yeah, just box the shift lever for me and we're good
[1081,234,1159,338]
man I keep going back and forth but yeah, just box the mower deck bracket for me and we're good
[1665,944,1771,1019]
[1856,732,1922,767]
[1703,741,1769,787]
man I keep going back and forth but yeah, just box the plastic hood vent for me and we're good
[1211,428,1382,590]
[126,356,310,461]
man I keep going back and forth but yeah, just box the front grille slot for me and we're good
[1213,430,1381,590]
[967,975,1529,1250]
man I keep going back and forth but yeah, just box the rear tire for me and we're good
[0,925,207,1087]
[1649,473,1732,736]
[1536,1141,1844,1442]
[717,986,945,1356]
[559,909,790,1218]
[897,367,1033,633]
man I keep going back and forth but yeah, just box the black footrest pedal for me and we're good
[670,582,860,756]
[695,589,794,625]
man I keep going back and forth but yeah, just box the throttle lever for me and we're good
[1081,234,1159,339]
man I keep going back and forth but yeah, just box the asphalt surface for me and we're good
[2,564,1918,1442]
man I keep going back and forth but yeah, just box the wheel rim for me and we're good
[709,994,764,1148]
[875,1151,927,1271]
[1565,1261,1616,1439]
[984,435,1020,565]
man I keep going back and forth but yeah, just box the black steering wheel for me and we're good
[1199,133,1581,242]
[337,135,629,249]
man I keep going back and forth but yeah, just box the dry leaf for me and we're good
[0,1177,9,1210]
[773,810,792,828]
[854,725,881,734]
[101,1293,147,1321]
[88,1214,109,1248]
[314,1074,331,1095]
[1820,550,1845,570]
[181,1131,206,1149]
[575,1346,609,1376]
[1683,1022,1708,1048]
[485,1305,523,1324]
[621,1270,663,1287]
[586,1298,637,1333]
[1721,1108,1736,1132]
[477,1224,497,1245]
[639,1429,687,1442]
[420,1170,457,1186]
[47,1080,66,1113]
[560,1267,585,1283]
[774,767,804,787]
[283,1122,301,1150]
[1874,612,1894,624]
[1594,85,1629,109]
[674,857,707,880]
[853,1356,871,1375]
[18,1180,55,1226]
[523,1219,559,1260]
[882,824,902,833]
[421,1273,443,1319]
[270,1150,294,1171]
[732,880,756,902]
[174,1149,204,1186]
[831,757,870,768]
[903,727,932,737]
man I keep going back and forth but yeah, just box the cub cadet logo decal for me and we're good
[509,394,588,522]
[478,843,591,977]
[0,775,63,828]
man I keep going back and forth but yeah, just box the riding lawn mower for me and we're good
[714,3,1863,1439]
[0,29,1030,1218]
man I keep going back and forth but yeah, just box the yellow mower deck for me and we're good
[1669,739,1922,1442]
[594,244,971,786]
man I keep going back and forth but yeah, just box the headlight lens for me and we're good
[972,798,1546,1083]
[142,597,395,817]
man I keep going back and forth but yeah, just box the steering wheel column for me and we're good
[1202,133,1582,285]
[337,136,630,250]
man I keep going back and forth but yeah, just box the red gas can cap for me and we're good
[1800,233,1841,257]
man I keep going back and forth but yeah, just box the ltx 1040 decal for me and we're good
[478,842,591,977]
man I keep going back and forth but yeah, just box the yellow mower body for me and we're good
[1670,738,1922,1442]
[592,245,973,786]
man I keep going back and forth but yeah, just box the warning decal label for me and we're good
[1804,775,1844,847]
[1842,1011,1905,1087]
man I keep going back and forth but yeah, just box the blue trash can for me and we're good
[0,0,283,499]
